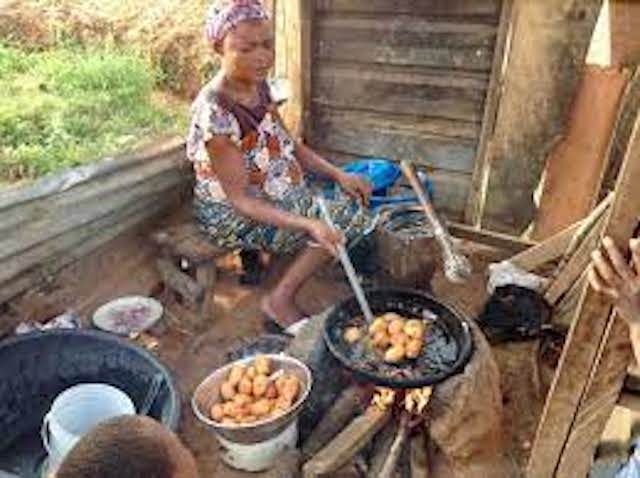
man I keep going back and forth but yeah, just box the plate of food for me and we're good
[324,288,473,388]
[92,296,164,336]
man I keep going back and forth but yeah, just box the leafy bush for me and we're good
[0,43,186,182]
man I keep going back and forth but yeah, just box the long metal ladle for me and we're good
[316,196,375,323]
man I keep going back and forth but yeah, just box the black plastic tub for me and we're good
[0,329,180,477]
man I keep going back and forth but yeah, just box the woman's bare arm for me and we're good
[207,136,308,230]
[205,136,341,252]
[270,109,370,203]
[294,142,345,182]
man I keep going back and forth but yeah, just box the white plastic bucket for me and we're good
[216,419,298,472]
[41,383,135,472]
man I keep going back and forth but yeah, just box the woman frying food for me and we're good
[187,0,372,332]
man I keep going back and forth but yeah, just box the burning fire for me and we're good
[371,386,433,414]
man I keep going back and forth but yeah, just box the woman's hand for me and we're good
[337,173,372,206]
[304,219,344,256]
[588,236,640,324]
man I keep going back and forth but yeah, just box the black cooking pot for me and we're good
[324,288,473,388]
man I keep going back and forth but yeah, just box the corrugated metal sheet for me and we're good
[308,0,501,219]
[0,139,191,303]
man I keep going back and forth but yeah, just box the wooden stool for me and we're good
[151,223,226,321]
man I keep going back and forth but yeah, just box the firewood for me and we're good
[410,430,429,478]
[265,449,303,478]
[302,385,363,457]
[379,413,411,478]
[367,421,398,478]
[302,406,391,478]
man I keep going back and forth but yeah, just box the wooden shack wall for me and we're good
[0,139,191,305]
[305,0,501,220]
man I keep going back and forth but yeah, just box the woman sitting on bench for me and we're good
[186,0,372,332]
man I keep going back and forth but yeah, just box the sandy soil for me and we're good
[1,228,544,477]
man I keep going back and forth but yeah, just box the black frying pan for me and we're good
[324,288,473,388]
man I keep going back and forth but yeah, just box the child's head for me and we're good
[205,0,274,83]
[56,416,198,478]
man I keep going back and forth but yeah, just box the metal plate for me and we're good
[92,296,163,336]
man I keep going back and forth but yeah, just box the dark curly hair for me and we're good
[56,416,176,478]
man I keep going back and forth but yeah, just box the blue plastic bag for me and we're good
[338,158,434,211]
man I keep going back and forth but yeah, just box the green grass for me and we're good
[0,43,187,182]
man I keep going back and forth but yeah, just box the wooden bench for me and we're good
[151,223,227,321]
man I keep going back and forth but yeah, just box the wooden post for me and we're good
[274,0,312,138]
[464,0,514,227]
[526,111,640,478]
[479,0,601,233]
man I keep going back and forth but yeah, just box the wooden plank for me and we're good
[152,223,224,263]
[0,153,186,237]
[465,0,514,226]
[551,271,588,329]
[312,105,479,142]
[316,0,500,18]
[558,192,615,267]
[0,181,184,292]
[0,162,183,261]
[315,39,493,72]
[0,138,184,212]
[315,15,497,49]
[599,68,640,195]
[447,221,536,253]
[275,0,311,138]
[310,109,477,173]
[0,192,179,305]
[315,61,489,92]
[313,66,486,123]
[544,211,607,307]
[555,315,631,478]
[526,111,640,478]
[532,66,629,239]
[509,221,581,271]
[0,170,185,285]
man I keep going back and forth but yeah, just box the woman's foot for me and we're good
[261,294,304,326]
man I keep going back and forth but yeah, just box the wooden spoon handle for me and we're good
[400,160,446,237]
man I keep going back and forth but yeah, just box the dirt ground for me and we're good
[1,222,545,477]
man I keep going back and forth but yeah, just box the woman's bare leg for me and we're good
[261,246,332,324]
